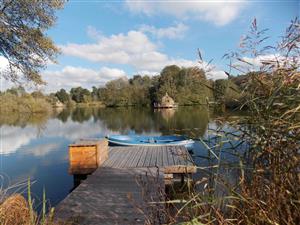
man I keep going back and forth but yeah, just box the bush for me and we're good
[0,93,52,114]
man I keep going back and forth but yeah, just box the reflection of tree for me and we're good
[93,107,156,133]
[56,108,72,123]
[1,106,210,138]
[153,106,209,137]
[55,107,99,124]
[0,112,49,128]
[71,107,93,123]
[94,106,209,137]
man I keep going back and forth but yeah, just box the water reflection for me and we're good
[0,106,211,207]
[154,108,176,121]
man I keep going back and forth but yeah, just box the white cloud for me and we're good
[60,31,156,65]
[232,54,299,72]
[240,54,281,68]
[42,66,127,92]
[206,70,228,80]
[126,0,247,26]
[139,23,189,39]
[0,56,13,91]
[59,27,228,83]
[60,29,199,73]
[0,56,9,69]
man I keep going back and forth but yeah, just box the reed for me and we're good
[0,178,74,225]
[137,18,300,225]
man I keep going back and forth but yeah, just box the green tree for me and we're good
[156,65,181,100]
[91,86,99,101]
[55,88,70,103]
[0,0,65,84]
[70,87,91,103]
[156,66,212,105]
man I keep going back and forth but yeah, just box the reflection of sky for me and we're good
[1,117,115,155]
[0,116,119,207]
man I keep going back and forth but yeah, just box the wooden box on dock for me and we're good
[69,139,108,174]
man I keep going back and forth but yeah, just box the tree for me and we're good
[155,65,212,105]
[55,88,70,103]
[0,0,65,84]
[157,65,181,99]
[91,86,99,101]
[70,87,91,103]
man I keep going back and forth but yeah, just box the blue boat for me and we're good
[106,135,194,150]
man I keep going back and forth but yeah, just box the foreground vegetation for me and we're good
[141,18,300,225]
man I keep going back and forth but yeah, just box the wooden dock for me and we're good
[55,145,196,225]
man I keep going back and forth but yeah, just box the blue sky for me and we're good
[1,0,299,92]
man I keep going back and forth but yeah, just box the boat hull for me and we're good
[106,135,194,150]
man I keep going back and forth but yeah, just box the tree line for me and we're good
[0,65,244,111]
[53,65,242,108]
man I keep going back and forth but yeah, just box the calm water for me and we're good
[0,106,239,208]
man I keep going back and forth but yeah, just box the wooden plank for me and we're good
[131,146,143,167]
[102,148,115,167]
[149,146,158,167]
[165,145,172,167]
[103,146,195,171]
[142,146,152,167]
[56,167,164,225]
[125,147,139,167]
[103,147,121,167]
[137,146,147,167]
[163,146,169,167]
[156,145,163,167]
[168,146,177,165]
[179,145,195,166]
[132,147,144,167]
[164,165,197,174]
[118,148,134,168]
[134,146,143,167]
[111,147,129,168]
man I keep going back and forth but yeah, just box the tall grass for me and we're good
[0,178,68,225]
[139,18,299,225]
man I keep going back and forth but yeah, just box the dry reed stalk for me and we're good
[0,194,32,225]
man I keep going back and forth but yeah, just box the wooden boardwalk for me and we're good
[103,146,196,174]
[56,145,196,225]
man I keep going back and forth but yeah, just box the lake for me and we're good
[0,106,241,209]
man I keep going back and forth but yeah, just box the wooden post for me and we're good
[68,139,108,175]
